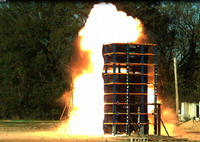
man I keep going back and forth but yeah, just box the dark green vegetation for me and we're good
[0,1,199,119]
[0,2,92,119]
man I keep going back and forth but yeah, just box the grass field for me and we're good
[0,120,119,142]
[0,120,59,132]
[0,120,199,142]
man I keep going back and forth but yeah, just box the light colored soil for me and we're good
[179,120,200,132]
[175,120,200,141]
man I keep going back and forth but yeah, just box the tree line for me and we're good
[0,1,199,120]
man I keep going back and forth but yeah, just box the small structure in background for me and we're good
[180,102,200,121]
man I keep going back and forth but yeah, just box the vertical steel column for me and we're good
[118,65,121,73]
[158,104,161,135]
[140,45,145,135]
[112,45,117,135]
[104,46,108,75]
[126,44,130,136]
[104,47,108,126]
[153,46,158,135]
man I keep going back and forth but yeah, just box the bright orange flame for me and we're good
[147,64,155,135]
[160,106,181,136]
[58,2,143,136]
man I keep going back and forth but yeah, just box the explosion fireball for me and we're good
[58,2,143,136]
[57,2,181,137]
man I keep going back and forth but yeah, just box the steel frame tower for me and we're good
[103,43,158,136]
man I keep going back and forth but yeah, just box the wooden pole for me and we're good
[173,57,179,117]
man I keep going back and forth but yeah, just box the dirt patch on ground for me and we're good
[179,120,200,132]
[174,120,200,141]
